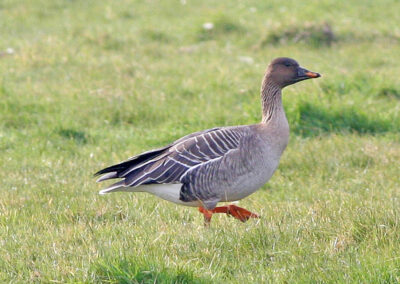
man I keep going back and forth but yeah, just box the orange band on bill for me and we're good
[305,71,320,78]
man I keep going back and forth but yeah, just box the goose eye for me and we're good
[284,63,291,67]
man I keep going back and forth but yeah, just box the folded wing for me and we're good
[96,127,244,193]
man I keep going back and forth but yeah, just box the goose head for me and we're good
[266,57,321,88]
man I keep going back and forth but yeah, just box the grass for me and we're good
[1,0,400,282]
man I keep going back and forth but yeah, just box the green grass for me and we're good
[1,0,400,282]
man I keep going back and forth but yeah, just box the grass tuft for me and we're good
[57,128,88,144]
[378,86,400,100]
[94,259,207,284]
[142,30,171,43]
[259,22,336,47]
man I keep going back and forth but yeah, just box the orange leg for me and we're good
[199,204,259,225]
[198,207,213,225]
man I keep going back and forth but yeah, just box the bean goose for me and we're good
[95,57,320,224]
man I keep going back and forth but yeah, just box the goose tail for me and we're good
[99,180,126,195]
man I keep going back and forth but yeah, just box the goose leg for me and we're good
[216,205,260,222]
[199,204,259,224]
[198,207,213,226]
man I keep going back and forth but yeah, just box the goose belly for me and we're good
[139,184,200,207]
[222,155,280,202]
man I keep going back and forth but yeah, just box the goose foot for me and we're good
[199,204,259,225]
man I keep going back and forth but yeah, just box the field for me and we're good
[1,0,400,282]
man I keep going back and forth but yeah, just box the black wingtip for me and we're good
[94,168,107,177]
[93,169,106,177]
[93,147,170,179]
[93,165,119,177]
[93,167,118,177]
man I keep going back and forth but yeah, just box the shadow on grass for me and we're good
[293,102,397,137]
[258,22,335,48]
[58,128,88,144]
[83,32,135,51]
[94,260,210,284]
[378,87,400,100]
[257,22,400,49]
[141,29,171,43]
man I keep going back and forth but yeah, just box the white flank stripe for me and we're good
[194,137,210,159]
[168,156,191,168]
[180,153,202,163]
[126,162,164,186]
[121,153,168,177]
[180,148,235,181]
[213,131,230,150]
[156,166,186,183]
[208,132,225,153]
[201,134,219,156]
[221,129,238,146]
[147,162,176,181]
[230,131,240,140]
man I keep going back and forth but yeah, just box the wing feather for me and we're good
[96,127,245,193]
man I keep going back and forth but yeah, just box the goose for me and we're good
[95,57,320,224]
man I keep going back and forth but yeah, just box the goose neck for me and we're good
[260,82,283,123]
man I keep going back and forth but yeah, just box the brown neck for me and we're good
[260,76,283,123]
